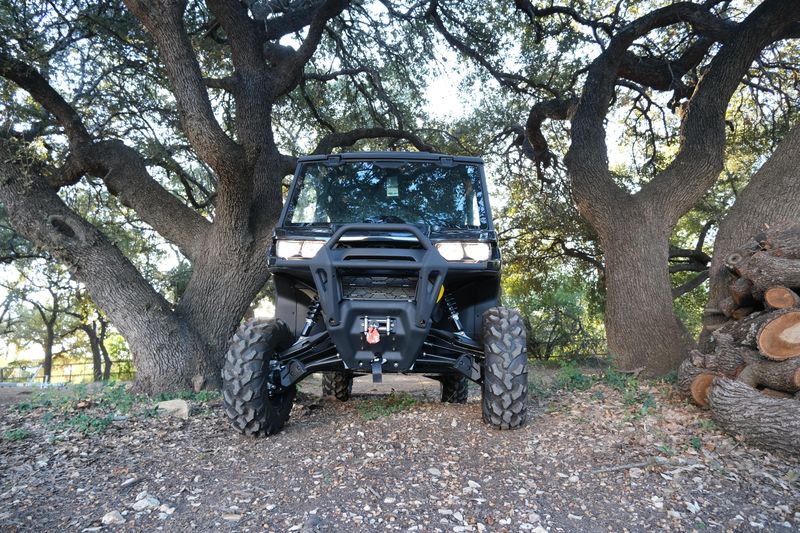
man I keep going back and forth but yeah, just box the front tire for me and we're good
[321,372,353,401]
[222,319,295,437]
[481,307,528,429]
[440,374,469,403]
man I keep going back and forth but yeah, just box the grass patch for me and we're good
[61,412,114,435]
[9,382,221,438]
[527,362,659,418]
[357,393,418,420]
[554,360,595,391]
[3,428,29,441]
[155,389,221,403]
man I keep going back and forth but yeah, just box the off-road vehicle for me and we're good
[222,152,528,436]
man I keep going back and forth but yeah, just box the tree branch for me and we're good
[273,0,350,96]
[640,0,800,222]
[123,0,244,180]
[672,271,710,298]
[524,97,578,182]
[76,141,211,261]
[312,127,437,155]
[0,142,195,382]
[0,49,91,147]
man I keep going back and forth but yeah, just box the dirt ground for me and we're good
[1,373,798,532]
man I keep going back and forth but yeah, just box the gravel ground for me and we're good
[1,373,798,532]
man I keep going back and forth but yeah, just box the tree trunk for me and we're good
[174,245,272,391]
[707,378,800,456]
[703,123,800,345]
[599,215,694,376]
[42,327,54,384]
[99,321,112,381]
[83,324,103,382]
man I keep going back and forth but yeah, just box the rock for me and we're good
[427,468,441,477]
[102,510,125,525]
[222,513,242,521]
[156,399,190,420]
[132,493,160,511]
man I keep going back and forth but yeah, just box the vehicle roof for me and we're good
[297,151,484,165]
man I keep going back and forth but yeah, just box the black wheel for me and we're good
[481,307,528,429]
[222,319,295,436]
[440,374,469,403]
[321,372,353,401]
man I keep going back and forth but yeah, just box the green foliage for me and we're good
[504,273,606,361]
[2,428,29,441]
[356,393,418,420]
[554,360,594,391]
[61,412,113,434]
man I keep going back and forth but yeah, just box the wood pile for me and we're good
[678,224,800,455]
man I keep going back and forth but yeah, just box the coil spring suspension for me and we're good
[300,299,321,337]
[444,293,464,333]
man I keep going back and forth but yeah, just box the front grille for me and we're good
[341,276,417,301]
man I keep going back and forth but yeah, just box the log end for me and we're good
[690,373,718,407]
[764,286,800,310]
[758,311,800,360]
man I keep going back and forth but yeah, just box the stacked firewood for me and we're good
[678,224,800,455]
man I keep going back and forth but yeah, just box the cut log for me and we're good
[719,296,737,318]
[690,373,718,407]
[736,252,800,298]
[764,286,800,310]
[731,307,756,321]
[759,387,795,400]
[730,277,755,306]
[757,311,800,360]
[702,333,758,375]
[735,358,800,393]
[714,309,792,349]
[707,378,800,456]
[677,353,709,397]
[756,224,800,260]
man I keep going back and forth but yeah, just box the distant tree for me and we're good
[3,261,78,382]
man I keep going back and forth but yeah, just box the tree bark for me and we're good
[707,378,800,456]
[703,123,800,343]
[600,211,695,375]
[99,320,112,381]
[735,253,800,298]
[735,357,800,393]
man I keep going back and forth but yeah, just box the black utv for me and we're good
[222,152,528,436]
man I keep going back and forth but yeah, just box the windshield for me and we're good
[285,160,487,229]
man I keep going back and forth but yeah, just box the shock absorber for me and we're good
[300,299,321,337]
[444,293,464,333]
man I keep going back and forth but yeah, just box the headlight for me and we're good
[276,239,325,259]
[435,242,491,262]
